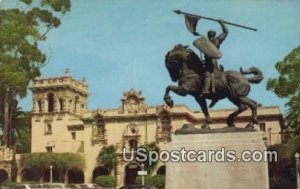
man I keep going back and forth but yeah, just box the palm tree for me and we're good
[97,145,117,173]
[137,142,160,173]
[285,94,300,134]
[11,107,31,153]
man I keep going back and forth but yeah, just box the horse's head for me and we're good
[165,44,200,82]
[165,44,193,82]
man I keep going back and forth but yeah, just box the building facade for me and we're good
[15,70,283,187]
[0,147,13,183]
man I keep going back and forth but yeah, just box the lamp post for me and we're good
[295,152,300,189]
[141,163,145,186]
[50,165,53,184]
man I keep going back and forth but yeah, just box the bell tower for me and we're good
[31,68,88,116]
[30,68,88,153]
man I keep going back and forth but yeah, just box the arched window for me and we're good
[96,118,105,135]
[129,139,138,150]
[74,96,80,112]
[259,122,266,132]
[59,98,64,111]
[48,93,54,112]
[37,100,42,113]
[161,115,171,132]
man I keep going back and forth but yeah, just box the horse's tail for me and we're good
[240,67,264,84]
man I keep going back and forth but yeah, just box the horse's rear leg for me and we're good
[227,99,247,127]
[195,97,212,129]
[239,96,259,127]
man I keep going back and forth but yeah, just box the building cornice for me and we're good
[80,106,284,128]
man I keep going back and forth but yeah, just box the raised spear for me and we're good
[174,10,257,32]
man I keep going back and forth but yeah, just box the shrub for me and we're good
[95,176,116,188]
[136,175,165,189]
[270,176,292,189]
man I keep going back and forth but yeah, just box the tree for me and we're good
[0,0,71,146]
[267,46,300,133]
[137,142,160,173]
[268,136,300,189]
[21,152,85,182]
[285,95,300,134]
[97,145,117,173]
[11,107,31,153]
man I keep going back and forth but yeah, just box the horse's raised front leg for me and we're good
[164,85,187,108]
[195,97,212,129]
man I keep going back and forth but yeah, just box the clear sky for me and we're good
[2,0,300,113]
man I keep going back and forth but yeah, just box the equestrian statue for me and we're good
[164,10,261,131]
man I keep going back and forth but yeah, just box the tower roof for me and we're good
[31,70,88,96]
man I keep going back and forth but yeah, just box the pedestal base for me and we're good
[165,131,269,189]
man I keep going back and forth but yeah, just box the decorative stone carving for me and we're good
[123,123,139,137]
[0,147,12,182]
[122,123,141,150]
[156,108,172,143]
[30,69,88,116]
[91,112,107,145]
[0,147,13,161]
[121,89,147,114]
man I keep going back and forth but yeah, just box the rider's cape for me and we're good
[193,37,222,59]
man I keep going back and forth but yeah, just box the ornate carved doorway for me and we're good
[124,163,141,185]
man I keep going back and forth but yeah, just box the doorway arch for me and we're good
[22,167,39,182]
[92,166,109,181]
[68,168,84,184]
[124,163,141,185]
[0,169,8,183]
[156,165,166,175]
[42,168,59,182]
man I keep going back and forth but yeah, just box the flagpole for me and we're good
[174,10,257,32]
[133,59,136,89]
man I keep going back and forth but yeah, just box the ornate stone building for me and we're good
[14,70,283,187]
[0,147,13,183]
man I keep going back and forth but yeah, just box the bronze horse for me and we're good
[163,44,263,129]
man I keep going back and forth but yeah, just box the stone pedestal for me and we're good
[165,131,269,189]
